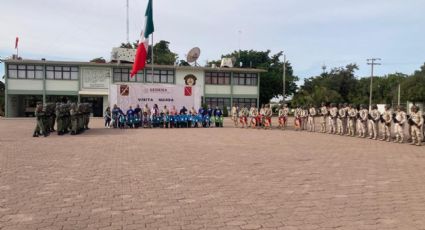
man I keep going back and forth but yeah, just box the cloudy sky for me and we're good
[1,0,425,84]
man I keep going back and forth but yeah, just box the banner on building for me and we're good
[109,84,202,111]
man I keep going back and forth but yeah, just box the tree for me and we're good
[89,57,106,63]
[401,63,425,103]
[119,40,178,65]
[178,60,190,66]
[212,49,298,105]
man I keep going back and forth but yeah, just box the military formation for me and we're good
[231,103,424,147]
[33,102,91,137]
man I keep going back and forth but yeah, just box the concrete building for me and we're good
[3,59,265,117]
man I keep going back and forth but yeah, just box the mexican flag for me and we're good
[130,0,154,77]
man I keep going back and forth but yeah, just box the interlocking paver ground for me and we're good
[0,118,424,230]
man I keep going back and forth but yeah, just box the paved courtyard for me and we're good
[0,118,425,230]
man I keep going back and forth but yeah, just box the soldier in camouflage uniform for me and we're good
[70,103,78,135]
[33,102,48,137]
[393,105,406,143]
[358,104,368,138]
[336,103,346,135]
[347,104,357,137]
[380,105,392,142]
[368,105,380,140]
[409,105,423,146]
[319,102,328,133]
[329,103,338,134]
[56,102,63,135]
[308,104,317,132]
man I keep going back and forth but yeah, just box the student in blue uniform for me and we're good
[126,106,135,128]
[214,106,223,127]
[206,105,213,127]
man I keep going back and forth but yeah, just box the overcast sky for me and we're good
[1,0,425,84]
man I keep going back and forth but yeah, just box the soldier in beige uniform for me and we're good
[282,104,289,129]
[250,105,258,129]
[337,104,346,135]
[319,102,328,133]
[408,105,423,146]
[393,106,406,143]
[302,106,309,131]
[231,104,238,127]
[308,104,317,132]
[264,104,272,129]
[329,103,338,134]
[347,104,357,137]
[380,105,392,142]
[278,105,285,130]
[368,105,380,140]
[358,104,368,138]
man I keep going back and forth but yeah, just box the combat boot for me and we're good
[393,136,399,143]
[386,137,390,142]
[33,132,39,137]
[399,137,404,143]
[416,141,422,146]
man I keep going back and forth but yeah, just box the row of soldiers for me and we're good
[291,103,424,146]
[33,102,91,137]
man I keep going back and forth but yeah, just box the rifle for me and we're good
[392,113,399,124]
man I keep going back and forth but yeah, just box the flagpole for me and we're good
[151,33,154,83]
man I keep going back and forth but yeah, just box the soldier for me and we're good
[84,103,90,130]
[319,102,328,133]
[301,106,309,131]
[308,104,317,132]
[393,105,407,143]
[380,105,392,142]
[358,104,368,138]
[347,104,357,137]
[329,103,338,134]
[408,105,423,146]
[231,104,239,127]
[56,102,63,135]
[70,103,78,135]
[367,105,380,140]
[337,103,346,135]
[282,104,289,129]
[33,102,48,137]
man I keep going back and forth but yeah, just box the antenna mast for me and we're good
[126,0,129,43]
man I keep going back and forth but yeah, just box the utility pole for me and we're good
[282,54,286,104]
[367,58,381,111]
[238,30,242,67]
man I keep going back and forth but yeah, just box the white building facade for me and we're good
[3,59,264,117]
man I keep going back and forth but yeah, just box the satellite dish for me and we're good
[186,47,201,66]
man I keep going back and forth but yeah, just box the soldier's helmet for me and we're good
[348,104,353,108]
[360,104,364,109]
[385,104,390,110]
[321,102,325,106]
[343,103,348,107]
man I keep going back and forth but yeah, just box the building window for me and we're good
[233,98,257,108]
[7,64,43,79]
[113,68,143,82]
[205,72,231,85]
[233,73,258,86]
[46,66,78,80]
[205,97,231,109]
[145,69,174,84]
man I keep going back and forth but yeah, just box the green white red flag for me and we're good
[130,0,154,77]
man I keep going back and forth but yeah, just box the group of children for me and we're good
[104,104,224,129]
[231,104,275,129]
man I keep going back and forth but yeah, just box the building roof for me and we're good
[4,59,267,73]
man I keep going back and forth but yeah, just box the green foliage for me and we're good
[212,49,299,105]
[89,57,106,63]
[120,40,177,65]
[178,60,190,66]
[401,63,425,103]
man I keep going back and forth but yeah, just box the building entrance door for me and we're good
[81,96,103,117]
